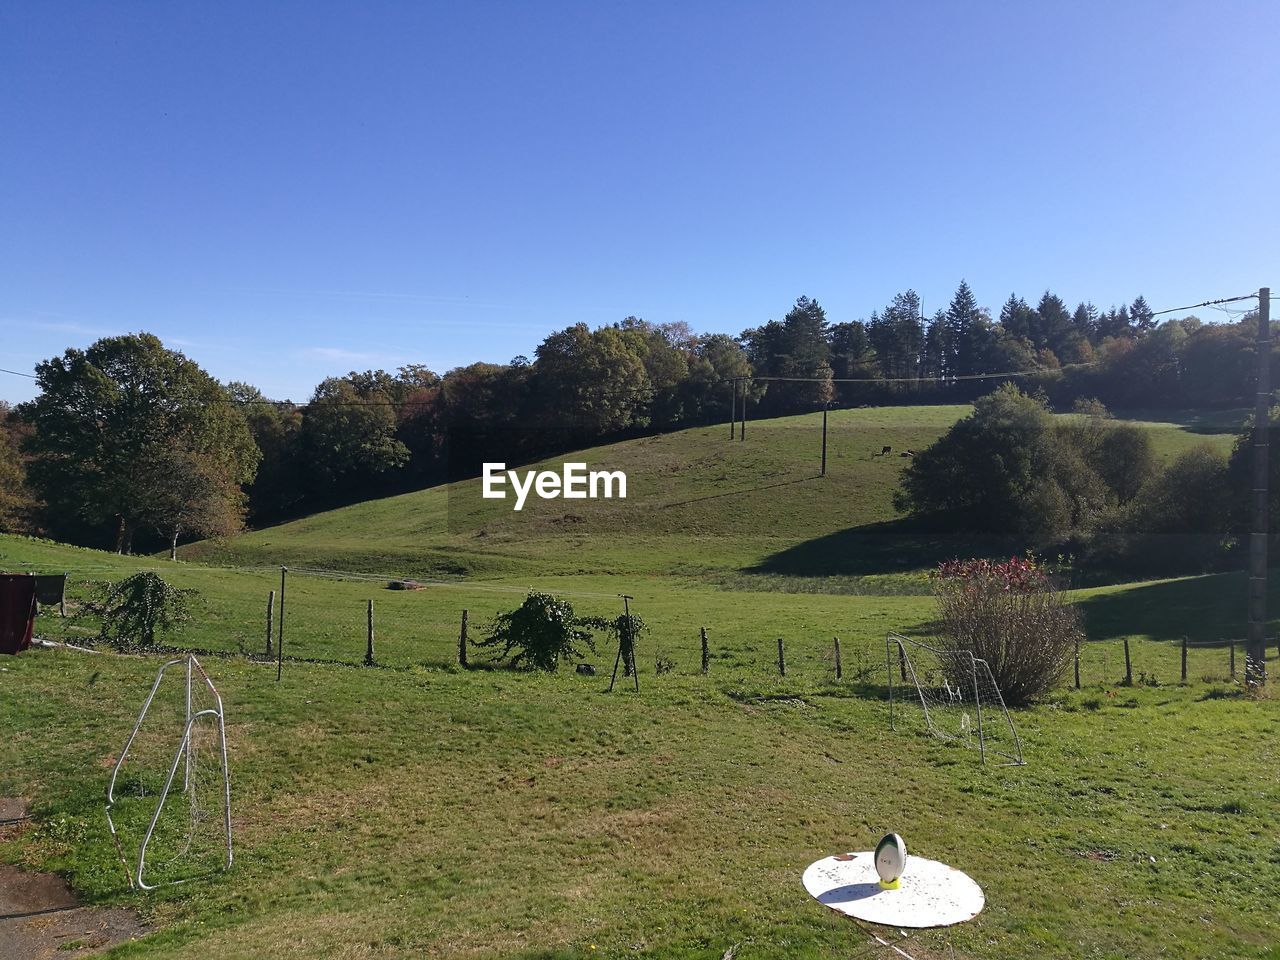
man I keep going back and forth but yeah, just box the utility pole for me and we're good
[729,379,737,440]
[820,404,828,477]
[1247,286,1270,687]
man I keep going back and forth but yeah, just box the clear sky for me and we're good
[3,1,1277,403]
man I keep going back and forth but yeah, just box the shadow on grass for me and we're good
[1076,567,1280,645]
[1112,407,1248,435]
[747,517,1021,578]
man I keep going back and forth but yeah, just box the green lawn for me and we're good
[0,404,1273,959]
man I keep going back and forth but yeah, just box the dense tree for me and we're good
[533,324,653,440]
[868,291,925,381]
[227,382,304,522]
[21,333,258,552]
[140,445,247,559]
[0,403,40,534]
[943,281,981,377]
[894,384,1140,542]
[301,377,409,498]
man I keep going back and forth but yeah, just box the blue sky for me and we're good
[3,1,1277,403]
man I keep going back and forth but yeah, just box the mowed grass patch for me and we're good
[0,647,1277,960]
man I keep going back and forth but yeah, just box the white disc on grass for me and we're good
[802,852,984,928]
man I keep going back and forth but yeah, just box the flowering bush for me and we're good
[933,557,1082,706]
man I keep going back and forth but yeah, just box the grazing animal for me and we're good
[873,445,892,458]
[900,449,915,458]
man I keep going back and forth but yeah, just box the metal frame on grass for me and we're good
[886,632,1024,766]
[105,653,233,890]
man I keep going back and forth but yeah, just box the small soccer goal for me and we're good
[106,654,232,890]
[886,632,1024,766]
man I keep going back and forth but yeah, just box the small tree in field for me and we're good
[475,592,596,671]
[933,557,1082,706]
[83,572,195,650]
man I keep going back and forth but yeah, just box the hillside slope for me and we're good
[184,405,1239,581]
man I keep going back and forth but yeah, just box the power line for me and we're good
[0,367,36,379]
[725,359,1099,387]
[1150,293,1258,316]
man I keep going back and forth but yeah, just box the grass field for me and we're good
[2,404,1277,959]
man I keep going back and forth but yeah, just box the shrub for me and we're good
[475,591,596,671]
[580,611,647,677]
[933,557,1083,706]
[82,572,195,650]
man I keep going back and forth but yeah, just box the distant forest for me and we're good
[0,281,1269,549]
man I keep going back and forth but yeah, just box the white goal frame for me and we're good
[886,632,1024,766]
[105,653,233,890]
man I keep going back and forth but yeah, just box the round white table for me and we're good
[802,850,984,953]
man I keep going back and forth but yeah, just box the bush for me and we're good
[475,591,596,671]
[933,557,1082,706]
[81,572,195,650]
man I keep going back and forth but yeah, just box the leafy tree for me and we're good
[474,591,597,671]
[894,384,1111,541]
[21,333,258,552]
[686,333,754,423]
[616,317,691,428]
[227,382,304,522]
[141,445,247,559]
[1103,446,1231,573]
[0,403,41,534]
[301,377,410,497]
[533,324,653,440]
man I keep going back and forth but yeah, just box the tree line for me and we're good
[0,280,1270,554]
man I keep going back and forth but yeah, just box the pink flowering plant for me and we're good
[932,556,1083,706]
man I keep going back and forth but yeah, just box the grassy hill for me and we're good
[184,404,1241,582]
[2,404,1272,960]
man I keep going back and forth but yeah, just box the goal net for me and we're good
[106,654,233,889]
[886,632,1024,766]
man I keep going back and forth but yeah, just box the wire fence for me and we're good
[14,560,1278,692]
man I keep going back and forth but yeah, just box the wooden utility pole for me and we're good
[820,405,829,477]
[458,610,469,668]
[365,599,375,666]
[740,379,747,441]
[1247,286,1270,687]
[730,379,737,440]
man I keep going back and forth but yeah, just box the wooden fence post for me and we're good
[1073,635,1081,689]
[1123,636,1132,686]
[459,610,469,668]
[1180,636,1187,683]
[1229,637,1236,679]
[276,566,286,683]
[776,637,786,676]
[833,637,842,680]
[365,599,375,666]
[265,590,274,656]
[700,627,709,675]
